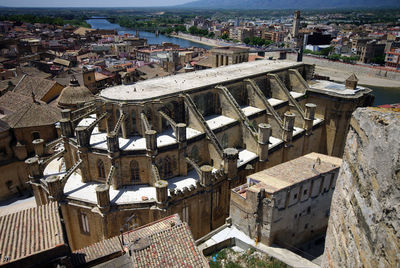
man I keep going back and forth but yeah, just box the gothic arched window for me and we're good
[130,160,140,183]
[191,146,200,163]
[164,156,172,178]
[97,160,105,178]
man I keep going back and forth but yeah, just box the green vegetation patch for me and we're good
[208,247,288,268]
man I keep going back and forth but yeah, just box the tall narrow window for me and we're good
[130,160,140,183]
[213,187,221,208]
[131,111,137,134]
[251,120,258,131]
[191,146,200,163]
[221,134,228,149]
[182,205,189,223]
[164,156,172,178]
[97,160,105,178]
[80,212,90,234]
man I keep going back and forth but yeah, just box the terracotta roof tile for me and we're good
[3,100,61,128]
[72,214,208,267]
[0,119,9,132]
[130,222,208,267]
[0,91,32,113]
[137,64,169,80]
[13,75,61,101]
[0,202,66,266]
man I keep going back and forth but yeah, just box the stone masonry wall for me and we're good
[322,107,400,268]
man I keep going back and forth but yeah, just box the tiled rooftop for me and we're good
[72,214,208,267]
[0,202,67,266]
[130,222,207,267]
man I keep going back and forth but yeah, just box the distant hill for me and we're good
[179,0,400,9]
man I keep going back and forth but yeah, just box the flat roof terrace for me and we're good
[247,153,342,194]
[100,60,302,102]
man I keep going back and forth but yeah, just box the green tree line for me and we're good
[0,14,90,27]
[304,47,360,63]
[243,37,273,46]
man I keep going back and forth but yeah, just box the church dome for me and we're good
[57,76,95,108]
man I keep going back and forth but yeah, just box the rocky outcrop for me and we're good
[322,107,400,268]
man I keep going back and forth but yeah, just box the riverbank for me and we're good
[171,33,232,48]
[314,66,400,88]
[86,18,212,49]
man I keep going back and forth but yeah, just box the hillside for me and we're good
[179,0,400,9]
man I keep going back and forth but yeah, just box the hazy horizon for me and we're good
[0,0,193,7]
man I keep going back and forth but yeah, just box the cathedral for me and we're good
[27,60,373,250]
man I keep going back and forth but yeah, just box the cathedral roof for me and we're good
[57,77,95,107]
[100,60,299,102]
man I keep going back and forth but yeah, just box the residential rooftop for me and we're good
[0,202,68,267]
[72,214,208,267]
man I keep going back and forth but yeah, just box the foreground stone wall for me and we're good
[322,107,400,268]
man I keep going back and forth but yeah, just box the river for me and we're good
[86,18,211,50]
[361,85,400,106]
[86,18,399,106]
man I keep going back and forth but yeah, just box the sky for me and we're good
[0,0,193,7]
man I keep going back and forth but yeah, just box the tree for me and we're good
[371,55,385,65]
[221,33,229,40]
[327,54,341,61]
[165,27,174,35]
[319,46,334,56]
[189,26,198,35]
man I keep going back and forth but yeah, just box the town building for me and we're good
[229,27,254,42]
[0,92,61,200]
[352,38,386,64]
[285,11,303,48]
[27,60,373,251]
[12,75,64,103]
[230,152,341,247]
[292,11,301,38]
[385,42,400,69]
[211,47,249,67]
[0,204,206,268]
